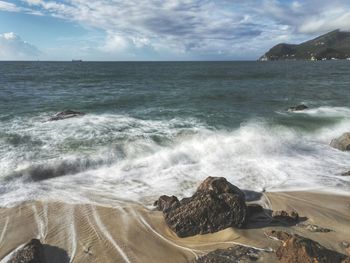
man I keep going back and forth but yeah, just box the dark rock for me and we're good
[341,171,350,176]
[265,230,291,241]
[154,195,180,212]
[275,233,349,263]
[272,210,299,224]
[195,245,262,263]
[297,223,333,233]
[8,239,46,263]
[157,177,247,238]
[196,176,245,201]
[49,110,85,121]
[330,133,350,151]
[288,104,308,112]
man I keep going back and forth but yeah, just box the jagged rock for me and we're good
[49,110,85,121]
[275,233,349,263]
[272,210,299,224]
[288,104,308,112]
[330,133,350,151]
[154,195,179,212]
[297,223,333,233]
[195,245,263,263]
[196,177,245,201]
[8,239,46,263]
[156,177,247,238]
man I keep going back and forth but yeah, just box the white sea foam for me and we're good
[0,108,349,207]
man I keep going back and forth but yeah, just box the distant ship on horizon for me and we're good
[71,59,83,62]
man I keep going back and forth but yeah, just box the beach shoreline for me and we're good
[1,190,349,262]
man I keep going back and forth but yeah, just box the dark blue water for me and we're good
[0,61,349,206]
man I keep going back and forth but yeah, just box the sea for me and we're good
[0,61,349,207]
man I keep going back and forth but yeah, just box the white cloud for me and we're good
[0,1,21,12]
[102,33,129,52]
[299,8,350,34]
[5,0,350,59]
[0,32,41,60]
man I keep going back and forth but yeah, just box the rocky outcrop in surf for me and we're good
[287,104,308,112]
[155,177,247,237]
[8,239,46,263]
[330,133,350,151]
[48,110,85,121]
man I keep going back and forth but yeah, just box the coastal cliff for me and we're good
[259,30,350,61]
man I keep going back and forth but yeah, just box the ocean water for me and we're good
[0,61,350,207]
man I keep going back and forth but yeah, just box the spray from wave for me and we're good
[0,107,349,207]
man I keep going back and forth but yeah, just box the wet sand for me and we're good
[0,191,349,262]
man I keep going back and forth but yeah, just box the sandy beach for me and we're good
[0,191,349,262]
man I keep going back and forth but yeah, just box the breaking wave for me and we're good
[0,107,350,207]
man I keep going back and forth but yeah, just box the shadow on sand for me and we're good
[43,244,70,263]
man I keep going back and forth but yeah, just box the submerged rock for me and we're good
[341,171,350,176]
[275,233,349,263]
[156,177,247,238]
[8,239,46,263]
[48,110,85,121]
[195,245,264,263]
[288,104,308,112]
[330,133,350,151]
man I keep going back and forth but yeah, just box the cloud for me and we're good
[0,32,41,60]
[0,1,21,12]
[5,0,350,59]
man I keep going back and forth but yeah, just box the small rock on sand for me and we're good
[8,239,46,263]
[275,233,349,263]
[272,210,299,224]
[195,245,264,263]
[297,223,333,233]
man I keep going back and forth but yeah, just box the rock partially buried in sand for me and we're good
[330,133,350,151]
[265,230,291,241]
[8,239,46,263]
[297,223,333,233]
[155,177,247,238]
[274,232,349,263]
[272,210,299,224]
[288,104,308,112]
[49,110,85,121]
[195,245,264,263]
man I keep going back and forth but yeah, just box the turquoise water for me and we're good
[0,61,350,206]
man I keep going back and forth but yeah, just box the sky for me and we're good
[1,0,350,61]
